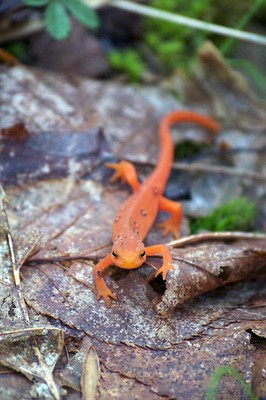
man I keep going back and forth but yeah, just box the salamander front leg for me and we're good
[106,160,140,192]
[157,197,183,239]
[93,254,117,306]
[145,244,174,280]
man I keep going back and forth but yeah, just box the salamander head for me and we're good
[111,236,146,269]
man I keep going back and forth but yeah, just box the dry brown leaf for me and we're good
[1,123,109,186]
[156,240,266,315]
[0,187,65,399]
[251,347,266,398]
[0,371,32,400]
[1,43,266,399]
[188,41,266,128]
[90,324,262,399]
[20,259,266,350]
[0,328,64,400]
[81,343,100,400]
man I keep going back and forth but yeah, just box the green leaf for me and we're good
[22,0,48,5]
[62,0,99,29]
[45,1,71,40]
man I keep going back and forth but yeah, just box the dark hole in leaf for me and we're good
[218,265,232,281]
[149,274,166,294]
[246,329,266,348]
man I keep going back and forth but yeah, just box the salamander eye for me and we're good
[140,251,146,258]
[112,251,118,258]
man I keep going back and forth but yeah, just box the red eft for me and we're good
[93,110,219,306]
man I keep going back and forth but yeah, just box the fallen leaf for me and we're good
[0,327,64,400]
[1,43,266,399]
[81,342,100,400]
[156,240,266,315]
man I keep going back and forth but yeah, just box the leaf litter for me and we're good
[0,42,265,398]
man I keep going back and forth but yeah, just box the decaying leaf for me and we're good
[0,42,266,399]
[251,346,266,399]
[0,187,64,399]
[189,41,266,128]
[157,239,266,315]
[1,123,109,186]
[0,328,64,399]
[81,341,100,400]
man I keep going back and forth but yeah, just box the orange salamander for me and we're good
[93,110,219,306]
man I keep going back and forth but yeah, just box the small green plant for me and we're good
[108,49,146,82]
[144,0,212,74]
[190,198,256,234]
[108,0,266,86]
[220,0,266,56]
[22,0,99,40]
[109,0,214,80]
[205,366,257,400]
[218,0,266,98]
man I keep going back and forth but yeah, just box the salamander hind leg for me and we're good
[106,160,139,192]
[157,197,183,239]
[146,244,174,280]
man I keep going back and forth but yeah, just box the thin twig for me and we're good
[168,231,266,248]
[19,233,43,268]
[0,327,63,336]
[130,159,266,182]
[111,0,266,46]
[172,161,266,182]
[27,255,100,265]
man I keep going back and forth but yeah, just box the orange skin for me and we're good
[93,110,219,306]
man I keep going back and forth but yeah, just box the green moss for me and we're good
[108,49,145,82]
[190,198,256,234]
[205,366,257,400]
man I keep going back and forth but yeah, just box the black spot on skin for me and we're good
[97,271,102,278]
[153,186,160,195]
[140,209,147,217]
[114,215,121,222]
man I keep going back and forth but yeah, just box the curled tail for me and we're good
[160,110,220,135]
[156,110,220,176]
